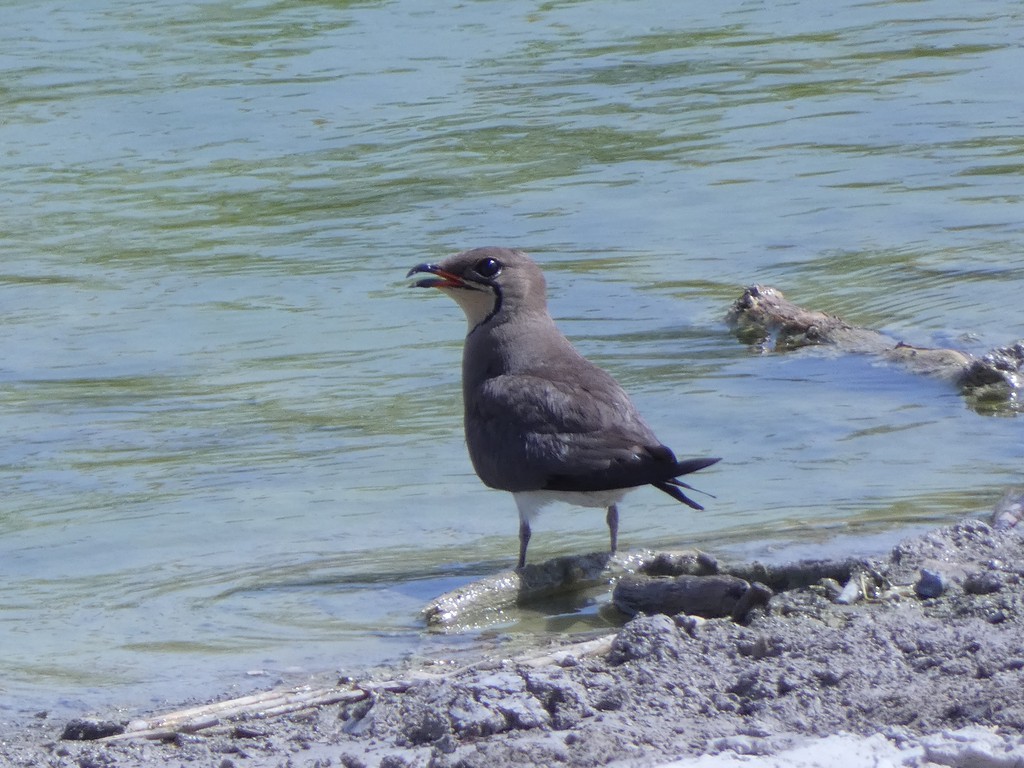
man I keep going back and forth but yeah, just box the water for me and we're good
[1,0,1021,716]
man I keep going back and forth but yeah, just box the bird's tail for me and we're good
[652,457,721,510]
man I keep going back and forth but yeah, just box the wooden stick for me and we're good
[101,680,409,742]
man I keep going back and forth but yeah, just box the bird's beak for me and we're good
[406,263,466,289]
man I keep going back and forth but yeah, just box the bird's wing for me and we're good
[466,371,676,492]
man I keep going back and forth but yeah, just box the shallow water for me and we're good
[1,0,1022,716]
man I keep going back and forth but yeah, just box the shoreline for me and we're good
[5,513,1024,767]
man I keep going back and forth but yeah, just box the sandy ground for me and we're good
[4,518,1024,768]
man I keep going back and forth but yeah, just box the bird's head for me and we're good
[407,247,548,332]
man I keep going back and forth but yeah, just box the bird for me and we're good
[407,247,720,569]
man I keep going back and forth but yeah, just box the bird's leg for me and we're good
[517,517,531,570]
[606,504,619,555]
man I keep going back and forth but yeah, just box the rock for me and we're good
[607,614,683,664]
[963,571,1003,595]
[398,702,450,746]
[920,726,1024,768]
[639,550,720,577]
[524,670,594,730]
[916,568,948,598]
[836,576,864,604]
[612,573,770,621]
[992,489,1024,531]
[60,718,125,741]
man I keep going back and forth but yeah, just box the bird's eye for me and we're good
[474,257,502,278]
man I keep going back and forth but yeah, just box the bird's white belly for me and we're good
[513,488,630,522]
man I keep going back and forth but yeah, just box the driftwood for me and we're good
[425,546,778,631]
[88,680,410,742]
[75,635,617,743]
[727,285,1023,410]
[422,551,649,630]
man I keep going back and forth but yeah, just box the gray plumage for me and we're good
[408,247,719,568]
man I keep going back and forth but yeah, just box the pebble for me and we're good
[963,571,1003,595]
[835,577,862,604]
[59,718,125,741]
[915,568,947,599]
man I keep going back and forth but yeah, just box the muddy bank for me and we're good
[5,514,1024,768]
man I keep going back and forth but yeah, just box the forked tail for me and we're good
[652,457,721,510]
